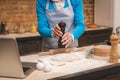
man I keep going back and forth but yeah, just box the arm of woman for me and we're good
[71,0,85,40]
[36,0,52,38]
[62,0,85,47]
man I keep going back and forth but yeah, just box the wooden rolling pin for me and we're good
[38,47,86,56]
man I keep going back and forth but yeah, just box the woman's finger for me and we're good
[55,24,61,30]
[62,32,70,42]
[62,32,73,47]
[52,26,63,37]
[62,35,72,45]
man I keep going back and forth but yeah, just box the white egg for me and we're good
[36,62,45,70]
[44,64,53,72]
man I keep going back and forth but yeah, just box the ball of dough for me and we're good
[44,64,53,72]
[42,59,50,65]
[36,62,45,70]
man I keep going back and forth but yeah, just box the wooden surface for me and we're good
[94,45,111,57]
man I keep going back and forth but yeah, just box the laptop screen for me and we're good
[0,38,27,78]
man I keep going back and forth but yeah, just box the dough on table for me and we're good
[50,53,81,62]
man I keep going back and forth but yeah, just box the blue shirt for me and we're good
[36,0,85,40]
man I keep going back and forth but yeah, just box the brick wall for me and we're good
[84,0,94,25]
[0,0,94,29]
[0,0,37,30]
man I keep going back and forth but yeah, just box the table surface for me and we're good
[0,32,40,38]
[0,45,116,80]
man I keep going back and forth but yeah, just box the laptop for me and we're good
[0,37,36,78]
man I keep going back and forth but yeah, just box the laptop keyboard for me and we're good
[23,67,31,72]
[22,62,36,73]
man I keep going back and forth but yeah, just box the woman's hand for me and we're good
[61,32,73,48]
[52,24,63,37]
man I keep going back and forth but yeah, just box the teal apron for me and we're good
[42,0,78,51]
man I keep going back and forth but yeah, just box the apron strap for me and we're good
[68,0,72,7]
[46,0,50,9]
